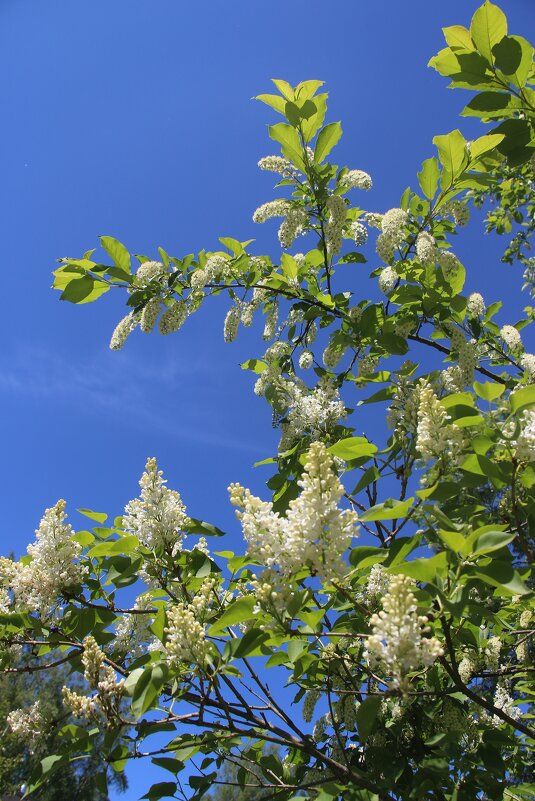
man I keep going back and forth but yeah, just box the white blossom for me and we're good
[520,353,535,381]
[279,377,347,448]
[1,500,85,617]
[350,220,368,246]
[324,195,347,255]
[164,578,216,666]
[7,701,46,752]
[340,169,372,191]
[258,155,295,176]
[224,305,241,342]
[500,324,523,354]
[416,379,464,464]
[364,574,443,691]
[378,266,398,294]
[140,297,161,333]
[364,212,383,229]
[110,312,138,350]
[299,350,314,370]
[253,199,290,224]
[438,250,461,279]
[123,457,189,550]
[133,260,165,288]
[229,441,358,581]
[263,300,279,340]
[159,300,188,335]
[467,292,486,317]
[415,231,436,266]
[114,593,156,659]
[442,200,470,227]
[515,409,535,461]
[279,208,308,249]
[493,683,521,725]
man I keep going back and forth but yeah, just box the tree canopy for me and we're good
[1,3,534,801]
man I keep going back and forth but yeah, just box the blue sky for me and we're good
[0,1,533,798]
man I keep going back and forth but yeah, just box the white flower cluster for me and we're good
[224,305,241,342]
[351,220,368,246]
[515,409,535,461]
[279,208,308,249]
[357,354,378,377]
[438,250,461,280]
[364,574,443,691]
[364,212,383,229]
[484,636,502,671]
[258,155,295,176]
[164,577,216,666]
[376,208,408,262]
[123,457,189,551]
[253,199,290,224]
[262,299,279,341]
[140,296,161,333]
[323,342,347,369]
[299,349,314,370]
[63,635,124,722]
[7,701,46,752]
[159,300,188,335]
[415,231,437,267]
[500,324,523,354]
[302,689,321,723]
[466,292,486,317]
[520,353,535,381]
[442,327,477,391]
[114,593,156,660]
[416,379,464,464]
[386,377,420,437]
[133,260,166,288]
[324,195,347,255]
[229,441,358,581]
[493,683,521,725]
[442,200,470,227]
[363,563,390,601]
[110,311,138,351]
[279,378,347,449]
[378,266,398,294]
[250,568,297,618]
[339,169,372,191]
[0,500,85,618]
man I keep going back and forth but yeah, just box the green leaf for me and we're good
[493,35,534,88]
[356,696,382,743]
[473,562,530,595]
[328,437,377,461]
[392,552,448,584]
[255,93,287,115]
[99,236,131,273]
[272,79,294,99]
[417,157,440,200]
[185,518,226,537]
[87,535,139,557]
[142,781,178,800]
[302,93,328,141]
[77,508,108,524]
[473,530,516,555]
[463,91,516,118]
[60,276,109,304]
[433,130,469,188]
[295,79,324,100]
[470,1,508,64]
[219,236,244,256]
[510,385,535,413]
[349,545,386,569]
[443,25,475,50]
[359,497,414,522]
[473,381,505,401]
[436,529,467,553]
[208,596,257,635]
[269,122,306,171]
[314,122,342,164]
[131,664,169,717]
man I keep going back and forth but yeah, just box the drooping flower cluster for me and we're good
[114,593,156,660]
[364,574,443,691]
[133,260,166,288]
[493,683,521,725]
[279,377,347,449]
[378,266,398,294]
[515,409,535,461]
[140,296,161,333]
[63,635,125,722]
[416,379,464,464]
[279,208,308,249]
[123,458,190,551]
[466,292,486,317]
[223,304,241,342]
[253,199,291,224]
[376,208,408,262]
[324,195,347,255]
[441,327,477,391]
[350,220,368,246]
[520,353,535,381]
[163,577,216,666]
[442,199,470,227]
[339,169,372,191]
[229,441,358,580]
[7,701,46,753]
[0,500,85,617]
[110,311,138,350]
[159,300,188,335]
[415,231,437,267]
[258,155,296,176]
[500,324,523,354]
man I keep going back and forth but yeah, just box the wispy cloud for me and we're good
[0,344,271,454]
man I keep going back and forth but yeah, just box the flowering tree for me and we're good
[1,3,534,800]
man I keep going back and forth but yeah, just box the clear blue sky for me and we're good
[0,1,533,798]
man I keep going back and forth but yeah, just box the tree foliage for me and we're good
[1,3,534,801]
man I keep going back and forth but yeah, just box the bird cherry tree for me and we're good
[1,3,534,800]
